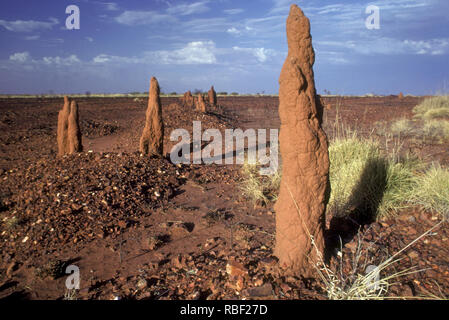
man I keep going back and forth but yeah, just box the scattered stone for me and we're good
[407,250,419,260]
[226,260,247,278]
[137,278,148,289]
[242,283,273,298]
[6,261,18,278]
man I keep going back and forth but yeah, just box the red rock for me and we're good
[243,283,273,297]
[226,260,247,278]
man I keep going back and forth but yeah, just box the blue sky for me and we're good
[0,0,448,95]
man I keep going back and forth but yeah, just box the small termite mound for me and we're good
[57,96,83,155]
[208,86,217,107]
[68,100,83,153]
[195,93,207,113]
[57,96,70,156]
[182,91,194,108]
[140,77,164,156]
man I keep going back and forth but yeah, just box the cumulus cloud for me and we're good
[227,27,241,35]
[232,47,275,63]
[154,41,217,64]
[0,17,59,32]
[42,55,81,66]
[9,52,30,63]
[93,41,217,65]
[7,52,81,66]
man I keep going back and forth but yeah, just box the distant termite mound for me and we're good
[208,86,217,107]
[195,93,207,113]
[182,91,194,108]
[57,96,83,156]
[398,92,404,99]
[274,4,330,277]
[140,77,164,156]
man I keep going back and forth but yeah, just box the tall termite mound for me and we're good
[195,93,207,113]
[68,100,83,153]
[57,96,70,156]
[182,91,194,108]
[57,96,83,155]
[140,77,164,156]
[208,86,217,107]
[274,4,330,277]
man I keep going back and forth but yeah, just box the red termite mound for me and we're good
[398,92,404,99]
[195,93,207,113]
[274,4,330,277]
[57,96,83,156]
[182,91,194,108]
[57,96,70,156]
[140,77,164,156]
[208,86,217,107]
[68,100,83,153]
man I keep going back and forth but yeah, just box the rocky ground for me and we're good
[0,95,447,300]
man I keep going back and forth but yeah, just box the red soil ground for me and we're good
[0,95,447,300]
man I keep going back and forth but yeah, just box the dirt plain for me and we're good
[0,95,448,300]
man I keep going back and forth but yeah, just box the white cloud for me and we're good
[232,47,275,63]
[93,41,217,65]
[103,2,119,11]
[6,52,81,68]
[86,37,94,42]
[180,17,231,33]
[166,1,210,16]
[9,52,30,63]
[227,27,241,35]
[223,8,244,15]
[115,11,175,25]
[0,18,58,32]
[92,54,142,64]
[152,41,217,64]
[316,37,449,56]
[42,55,81,66]
[25,35,40,41]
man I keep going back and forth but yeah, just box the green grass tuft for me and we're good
[413,96,449,120]
[410,163,449,219]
